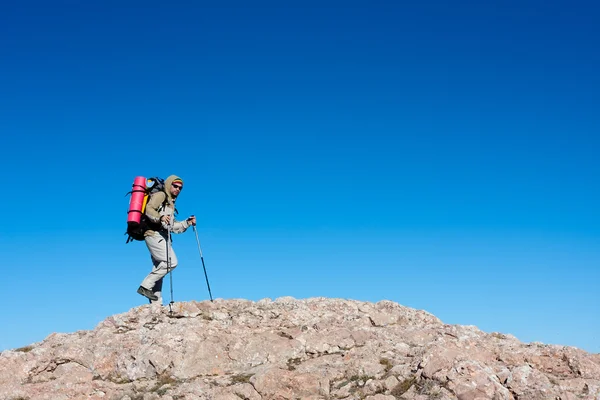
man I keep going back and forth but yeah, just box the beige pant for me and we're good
[140,231,178,304]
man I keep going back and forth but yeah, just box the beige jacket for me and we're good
[144,175,190,236]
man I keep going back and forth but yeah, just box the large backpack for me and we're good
[125,177,166,243]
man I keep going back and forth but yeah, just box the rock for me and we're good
[1,297,598,400]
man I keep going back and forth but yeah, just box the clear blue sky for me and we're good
[1,1,598,353]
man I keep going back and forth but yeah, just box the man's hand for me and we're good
[160,215,171,225]
[187,215,197,226]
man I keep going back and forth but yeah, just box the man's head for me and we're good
[165,175,184,199]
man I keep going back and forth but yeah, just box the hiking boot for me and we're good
[137,286,158,301]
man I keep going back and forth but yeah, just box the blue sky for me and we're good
[1,1,598,353]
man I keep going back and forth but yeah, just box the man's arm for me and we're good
[145,192,167,224]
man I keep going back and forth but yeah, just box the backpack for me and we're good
[125,177,166,243]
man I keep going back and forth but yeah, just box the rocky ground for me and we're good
[1,297,598,400]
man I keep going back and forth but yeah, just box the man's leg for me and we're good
[151,278,163,304]
[139,232,178,303]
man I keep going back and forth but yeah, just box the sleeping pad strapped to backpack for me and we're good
[125,176,165,243]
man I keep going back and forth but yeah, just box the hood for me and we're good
[164,175,183,201]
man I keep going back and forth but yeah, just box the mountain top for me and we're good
[1,297,599,400]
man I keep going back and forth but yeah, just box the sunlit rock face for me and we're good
[1,297,599,400]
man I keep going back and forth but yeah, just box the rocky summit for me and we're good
[1,297,599,400]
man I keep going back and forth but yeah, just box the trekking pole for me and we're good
[193,225,213,302]
[167,214,175,313]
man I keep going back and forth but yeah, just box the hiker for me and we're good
[137,175,196,304]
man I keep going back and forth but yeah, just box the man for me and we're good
[137,175,196,304]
